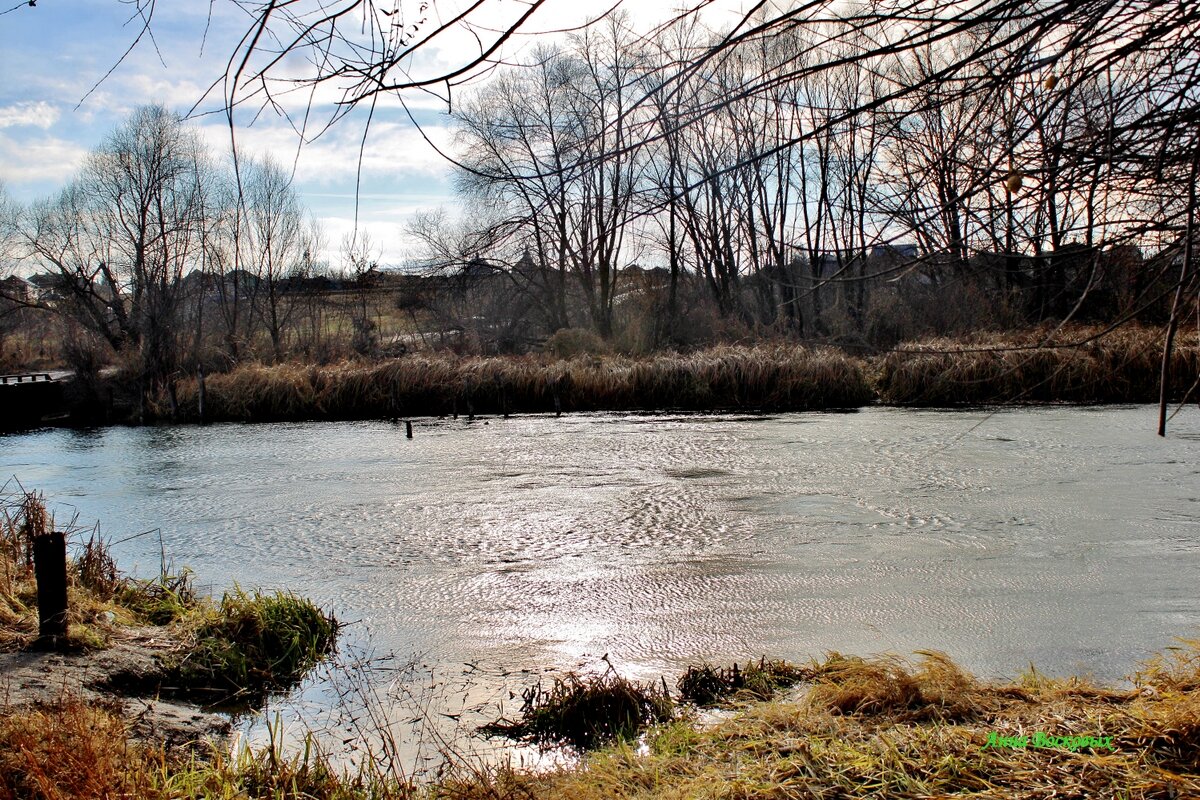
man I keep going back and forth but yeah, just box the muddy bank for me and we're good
[0,626,231,749]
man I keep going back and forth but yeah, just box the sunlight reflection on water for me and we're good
[4,405,1200,763]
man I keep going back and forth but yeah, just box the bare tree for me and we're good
[240,156,322,362]
[22,106,212,408]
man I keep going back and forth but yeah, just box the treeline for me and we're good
[410,8,1197,353]
[2,2,1198,417]
[0,107,421,398]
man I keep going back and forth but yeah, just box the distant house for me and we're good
[461,257,502,282]
[0,275,31,303]
[870,243,920,261]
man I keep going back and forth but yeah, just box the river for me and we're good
[4,406,1199,757]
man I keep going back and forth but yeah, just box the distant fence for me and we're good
[0,373,54,385]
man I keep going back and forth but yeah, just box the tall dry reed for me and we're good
[169,345,874,422]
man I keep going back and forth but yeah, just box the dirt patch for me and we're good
[0,625,231,750]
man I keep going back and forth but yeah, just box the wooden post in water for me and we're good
[406,420,413,439]
[33,531,68,650]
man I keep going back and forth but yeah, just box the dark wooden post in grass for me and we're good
[33,531,69,649]
[406,420,413,438]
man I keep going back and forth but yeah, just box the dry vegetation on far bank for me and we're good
[167,343,874,423]
[148,325,1200,424]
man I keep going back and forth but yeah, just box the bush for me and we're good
[543,327,609,359]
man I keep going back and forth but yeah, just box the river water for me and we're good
[4,406,1200,748]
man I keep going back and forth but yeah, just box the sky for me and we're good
[0,0,747,267]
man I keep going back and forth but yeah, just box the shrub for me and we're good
[544,327,609,359]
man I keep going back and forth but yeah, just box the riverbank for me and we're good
[149,324,1195,424]
[6,642,1200,799]
[0,489,337,753]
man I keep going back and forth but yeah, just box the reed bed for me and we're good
[168,345,873,422]
[163,325,1200,423]
[876,324,1200,405]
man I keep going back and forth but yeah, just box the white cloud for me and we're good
[0,101,61,130]
[0,133,87,188]
[196,116,456,186]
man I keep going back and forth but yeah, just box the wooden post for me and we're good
[467,398,475,422]
[406,420,413,439]
[197,367,206,424]
[33,531,68,649]
[554,390,562,417]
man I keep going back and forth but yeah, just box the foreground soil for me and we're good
[0,625,231,749]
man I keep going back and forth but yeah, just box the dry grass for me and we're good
[162,324,1200,422]
[876,323,1200,405]
[456,646,1200,800]
[167,345,873,422]
[0,489,145,651]
[8,643,1200,798]
[0,697,414,800]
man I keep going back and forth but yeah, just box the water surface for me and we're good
[4,406,1199,691]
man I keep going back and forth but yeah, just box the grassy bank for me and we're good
[152,326,1199,424]
[0,489,337,703]
[167,344,873,422]
[6,643,1200,799]
[876,324,1200,405]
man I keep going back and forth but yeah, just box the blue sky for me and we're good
[0,1,541,266]
[0,0,743,266]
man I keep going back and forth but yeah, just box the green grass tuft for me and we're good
[166,588,338,703]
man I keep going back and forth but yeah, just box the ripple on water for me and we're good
[2,406,1198,700]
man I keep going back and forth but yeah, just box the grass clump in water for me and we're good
[166,588,338,703]
[482,663,674,750]
[677,657,812,706]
